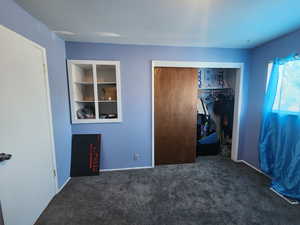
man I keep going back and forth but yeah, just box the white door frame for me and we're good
[151,61,244,167]
[0,25,59,192]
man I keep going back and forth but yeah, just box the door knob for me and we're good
[0,153,12,162]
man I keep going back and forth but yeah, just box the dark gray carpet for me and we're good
[35,156,300,225]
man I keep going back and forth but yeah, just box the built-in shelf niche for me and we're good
[68,60,122,123]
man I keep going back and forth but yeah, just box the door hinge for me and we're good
[53,169,56,177]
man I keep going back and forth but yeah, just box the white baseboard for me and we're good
[238,160,299,205]
[100,166,153,172]
[57,177,70,194]
[238,160,271,179]
[270,188,299,205]
[56,166,153,193]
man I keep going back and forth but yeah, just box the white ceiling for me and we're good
[15,0,300,48]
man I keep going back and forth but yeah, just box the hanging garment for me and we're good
[213,95,234,139]
[259,54,300,200]
[206,101,222,139]
[205,95,234,143]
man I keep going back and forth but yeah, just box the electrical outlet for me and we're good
[133,153,139,161]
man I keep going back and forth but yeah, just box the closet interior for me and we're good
[196,68,237,158]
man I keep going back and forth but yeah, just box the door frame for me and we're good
[151,61,244,167]
[0,25,59,193]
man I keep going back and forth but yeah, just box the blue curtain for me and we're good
[259,54,300,200]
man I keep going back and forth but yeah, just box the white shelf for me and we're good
[98,82,116,85]
[74,81,117,85]
[75,100,117,103]
[199,87,231,90]
[74,100,95,103]
[68,60,122,124]
[98,100,117,103]
[75,82,117,85]
[75,81,94,85]
[72,118,122,124]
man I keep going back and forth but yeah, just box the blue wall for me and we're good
[7,0,298,175]
[66,42,251,169]
[244,29,300,167]
[3,0,300,186]
[1,0,72,187]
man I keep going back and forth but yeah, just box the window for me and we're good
[267,60,300,113]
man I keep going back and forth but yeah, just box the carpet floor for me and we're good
[35,156,300,225]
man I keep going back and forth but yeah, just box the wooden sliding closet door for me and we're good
[154,67,198,165]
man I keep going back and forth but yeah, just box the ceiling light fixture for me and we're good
[96,32,120,37]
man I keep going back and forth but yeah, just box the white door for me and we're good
[0,25,57,225]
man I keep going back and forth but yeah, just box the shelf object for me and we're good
[68,60,122,123]
[70,134,101,177]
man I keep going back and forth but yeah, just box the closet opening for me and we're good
[197,68,237,159]
[152,61,243,167]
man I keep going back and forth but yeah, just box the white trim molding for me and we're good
[41,44,60,193]
[57,177,71,194]
[270,188,299,205]
[151,61,244,167]
[152,61,244,69]
[100,166,153,172]
[238,160,271,178]
[238,160,299,205]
